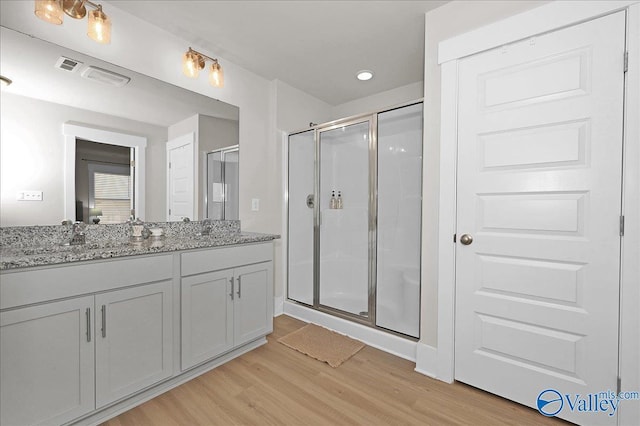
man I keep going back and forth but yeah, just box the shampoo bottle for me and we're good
[329,191,336,209]
[337,191,343,209]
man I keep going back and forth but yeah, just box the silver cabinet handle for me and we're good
[229,277,234,300]
[101,304,107,338]
[86,308,91,342]
[237,276,242,298]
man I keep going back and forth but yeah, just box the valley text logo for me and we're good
[537,388,640,417]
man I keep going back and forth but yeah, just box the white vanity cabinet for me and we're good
[94,280,173,408]
[180,244,273,370]
[0,241,274,426]
[0,280,173,425]
[0,296,95,426]
[0,255,174,426]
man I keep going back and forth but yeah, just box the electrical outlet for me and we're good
[251,198,260,211]
[17,191,43,201]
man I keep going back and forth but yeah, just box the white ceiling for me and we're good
[110,0,449,106]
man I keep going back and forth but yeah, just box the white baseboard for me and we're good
[283,300,417,362]
[274,295,284,316]
[414,342,438,378]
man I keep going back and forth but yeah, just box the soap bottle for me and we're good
[329,191,336,209]
[337,191,343,209]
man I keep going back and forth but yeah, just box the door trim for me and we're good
[431,3,640,425]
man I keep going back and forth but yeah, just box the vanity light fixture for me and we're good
[182,47,224,88]
[356,70,374,81]
[34,0,111,44]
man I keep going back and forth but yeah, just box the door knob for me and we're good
[460,234,473,245]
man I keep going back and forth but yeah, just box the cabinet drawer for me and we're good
[0,255,173,310]
[181,243,272,276]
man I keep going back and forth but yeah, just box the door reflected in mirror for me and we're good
[76,140,132,225]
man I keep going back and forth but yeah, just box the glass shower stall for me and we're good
[287,102,423,338]
[206,146,239,220]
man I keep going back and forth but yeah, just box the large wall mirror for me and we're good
[0,26,239,226]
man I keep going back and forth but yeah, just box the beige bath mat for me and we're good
[278,323,365,367]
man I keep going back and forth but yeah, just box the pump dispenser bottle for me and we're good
[329,191,336,209]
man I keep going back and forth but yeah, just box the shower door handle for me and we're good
[306,194,315,208]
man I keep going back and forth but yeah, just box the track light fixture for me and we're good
[34,0,111,44]
[182,47,224,88]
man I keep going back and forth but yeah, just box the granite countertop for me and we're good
[0,230,279,271]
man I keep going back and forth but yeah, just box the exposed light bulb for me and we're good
[209,62,224,88]
[34,0,64,25]
[182,50,202,78]
[87,6,111,44]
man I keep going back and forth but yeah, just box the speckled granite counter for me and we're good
[0,222,279,271]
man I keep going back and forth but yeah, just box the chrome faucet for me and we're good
[69,222,86,245]
[201,218,214,236]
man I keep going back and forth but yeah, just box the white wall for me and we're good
[330,81,424,120]
[273,79,333,133]
[420,0,550,347]
[0,93,167,226]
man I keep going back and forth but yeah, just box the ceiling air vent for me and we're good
[80,66,131,87]
[54,56,83,73]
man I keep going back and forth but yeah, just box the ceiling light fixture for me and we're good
[182,47,224,88]
[0,76,13,87]
[34,0,111,44]
[356,70,374,81]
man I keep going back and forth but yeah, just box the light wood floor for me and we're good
[103,315,566,426]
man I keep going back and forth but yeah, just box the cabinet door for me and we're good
[0,296,95,426]
[181,270,234,370]
[95,281,173,408]
[234,262,272,346]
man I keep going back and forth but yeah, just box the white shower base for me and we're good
[283,300,417,362]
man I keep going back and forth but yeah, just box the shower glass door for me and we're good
[376,103,423,337]
[318,120,373,317]
[287,130,315,305]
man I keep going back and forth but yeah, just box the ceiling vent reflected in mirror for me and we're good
[80,66,130,87]
[54,56,83,72]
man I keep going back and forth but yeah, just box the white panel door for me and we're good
[167,132,195,221]
[181,269,234,370]
[0,296,95,426]
[455,12,625,424]
[234,262,272,346]
[95,281,173,408]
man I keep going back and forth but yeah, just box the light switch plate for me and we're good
[17,191,43,201]
[251,198,260,211]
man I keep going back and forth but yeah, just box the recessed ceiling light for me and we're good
[0,76,12,87]
[356,70,373,81]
